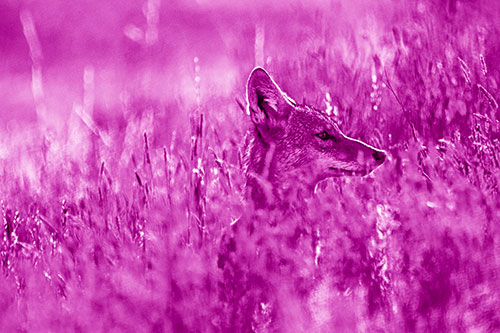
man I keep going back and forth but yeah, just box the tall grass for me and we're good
[1,1,500,332]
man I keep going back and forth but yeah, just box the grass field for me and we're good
[1,0,500,332]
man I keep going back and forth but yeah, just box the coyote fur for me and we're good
[244,67,386,208]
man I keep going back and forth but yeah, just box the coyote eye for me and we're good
[316,131,330,141]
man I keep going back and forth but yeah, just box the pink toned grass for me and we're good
[1,1,500,332]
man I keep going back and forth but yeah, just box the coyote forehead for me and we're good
[244,67,386,207]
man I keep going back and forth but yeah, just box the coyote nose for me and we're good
[372,150,386,164]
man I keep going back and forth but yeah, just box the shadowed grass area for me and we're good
[1,1,500,332]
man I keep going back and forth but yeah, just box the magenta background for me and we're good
[1,0,500,332]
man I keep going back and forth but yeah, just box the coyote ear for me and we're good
[246,67,292,125]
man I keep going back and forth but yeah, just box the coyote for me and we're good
[244,67,386,208]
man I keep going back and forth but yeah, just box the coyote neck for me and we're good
[244,130,291,209]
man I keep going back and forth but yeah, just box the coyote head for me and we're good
[244,67,386,205]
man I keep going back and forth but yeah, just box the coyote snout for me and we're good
[244,67,386,207]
